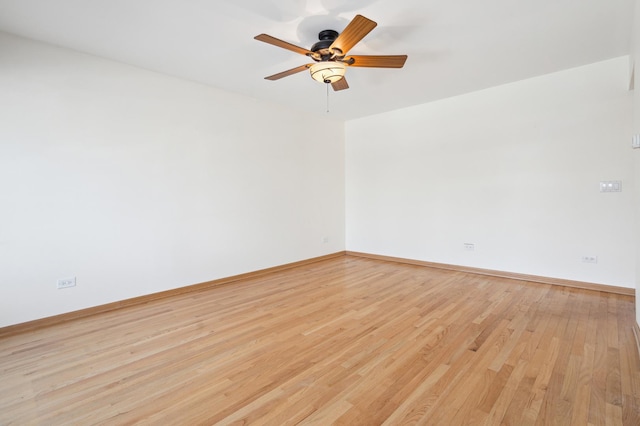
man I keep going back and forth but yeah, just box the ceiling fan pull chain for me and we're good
[326,82,330,113]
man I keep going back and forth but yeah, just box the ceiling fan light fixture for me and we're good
[309,61,346,84]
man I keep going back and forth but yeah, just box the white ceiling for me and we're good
[0,0,634,120]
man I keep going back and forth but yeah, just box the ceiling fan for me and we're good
[254,15,407,91]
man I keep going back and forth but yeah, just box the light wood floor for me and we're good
[1,256,639,425]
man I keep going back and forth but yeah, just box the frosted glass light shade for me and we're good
[309,61,346,83]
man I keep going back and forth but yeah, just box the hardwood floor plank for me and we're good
[482,358,530,425]
[380,363,450,425]
[0,256,637,425]
[590,292,612,425]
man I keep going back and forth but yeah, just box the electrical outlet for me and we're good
[57,277,76,289]
[464,243,475,251]
[581,256,598,264]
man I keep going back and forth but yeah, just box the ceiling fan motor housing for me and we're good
[311,30,340,59]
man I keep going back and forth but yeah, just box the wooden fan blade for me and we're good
[254,34,312,56]
[345,55,408,68]
[264,64,312,81]
[331,77,349,91]
[329,15,377,56]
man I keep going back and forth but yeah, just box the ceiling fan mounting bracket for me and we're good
[318,29,338,41]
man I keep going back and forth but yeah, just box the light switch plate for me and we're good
[599,181,621,192]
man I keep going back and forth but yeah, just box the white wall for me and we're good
[346,56,635,288]
[633,0,640,326]
[0,33,345,327]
